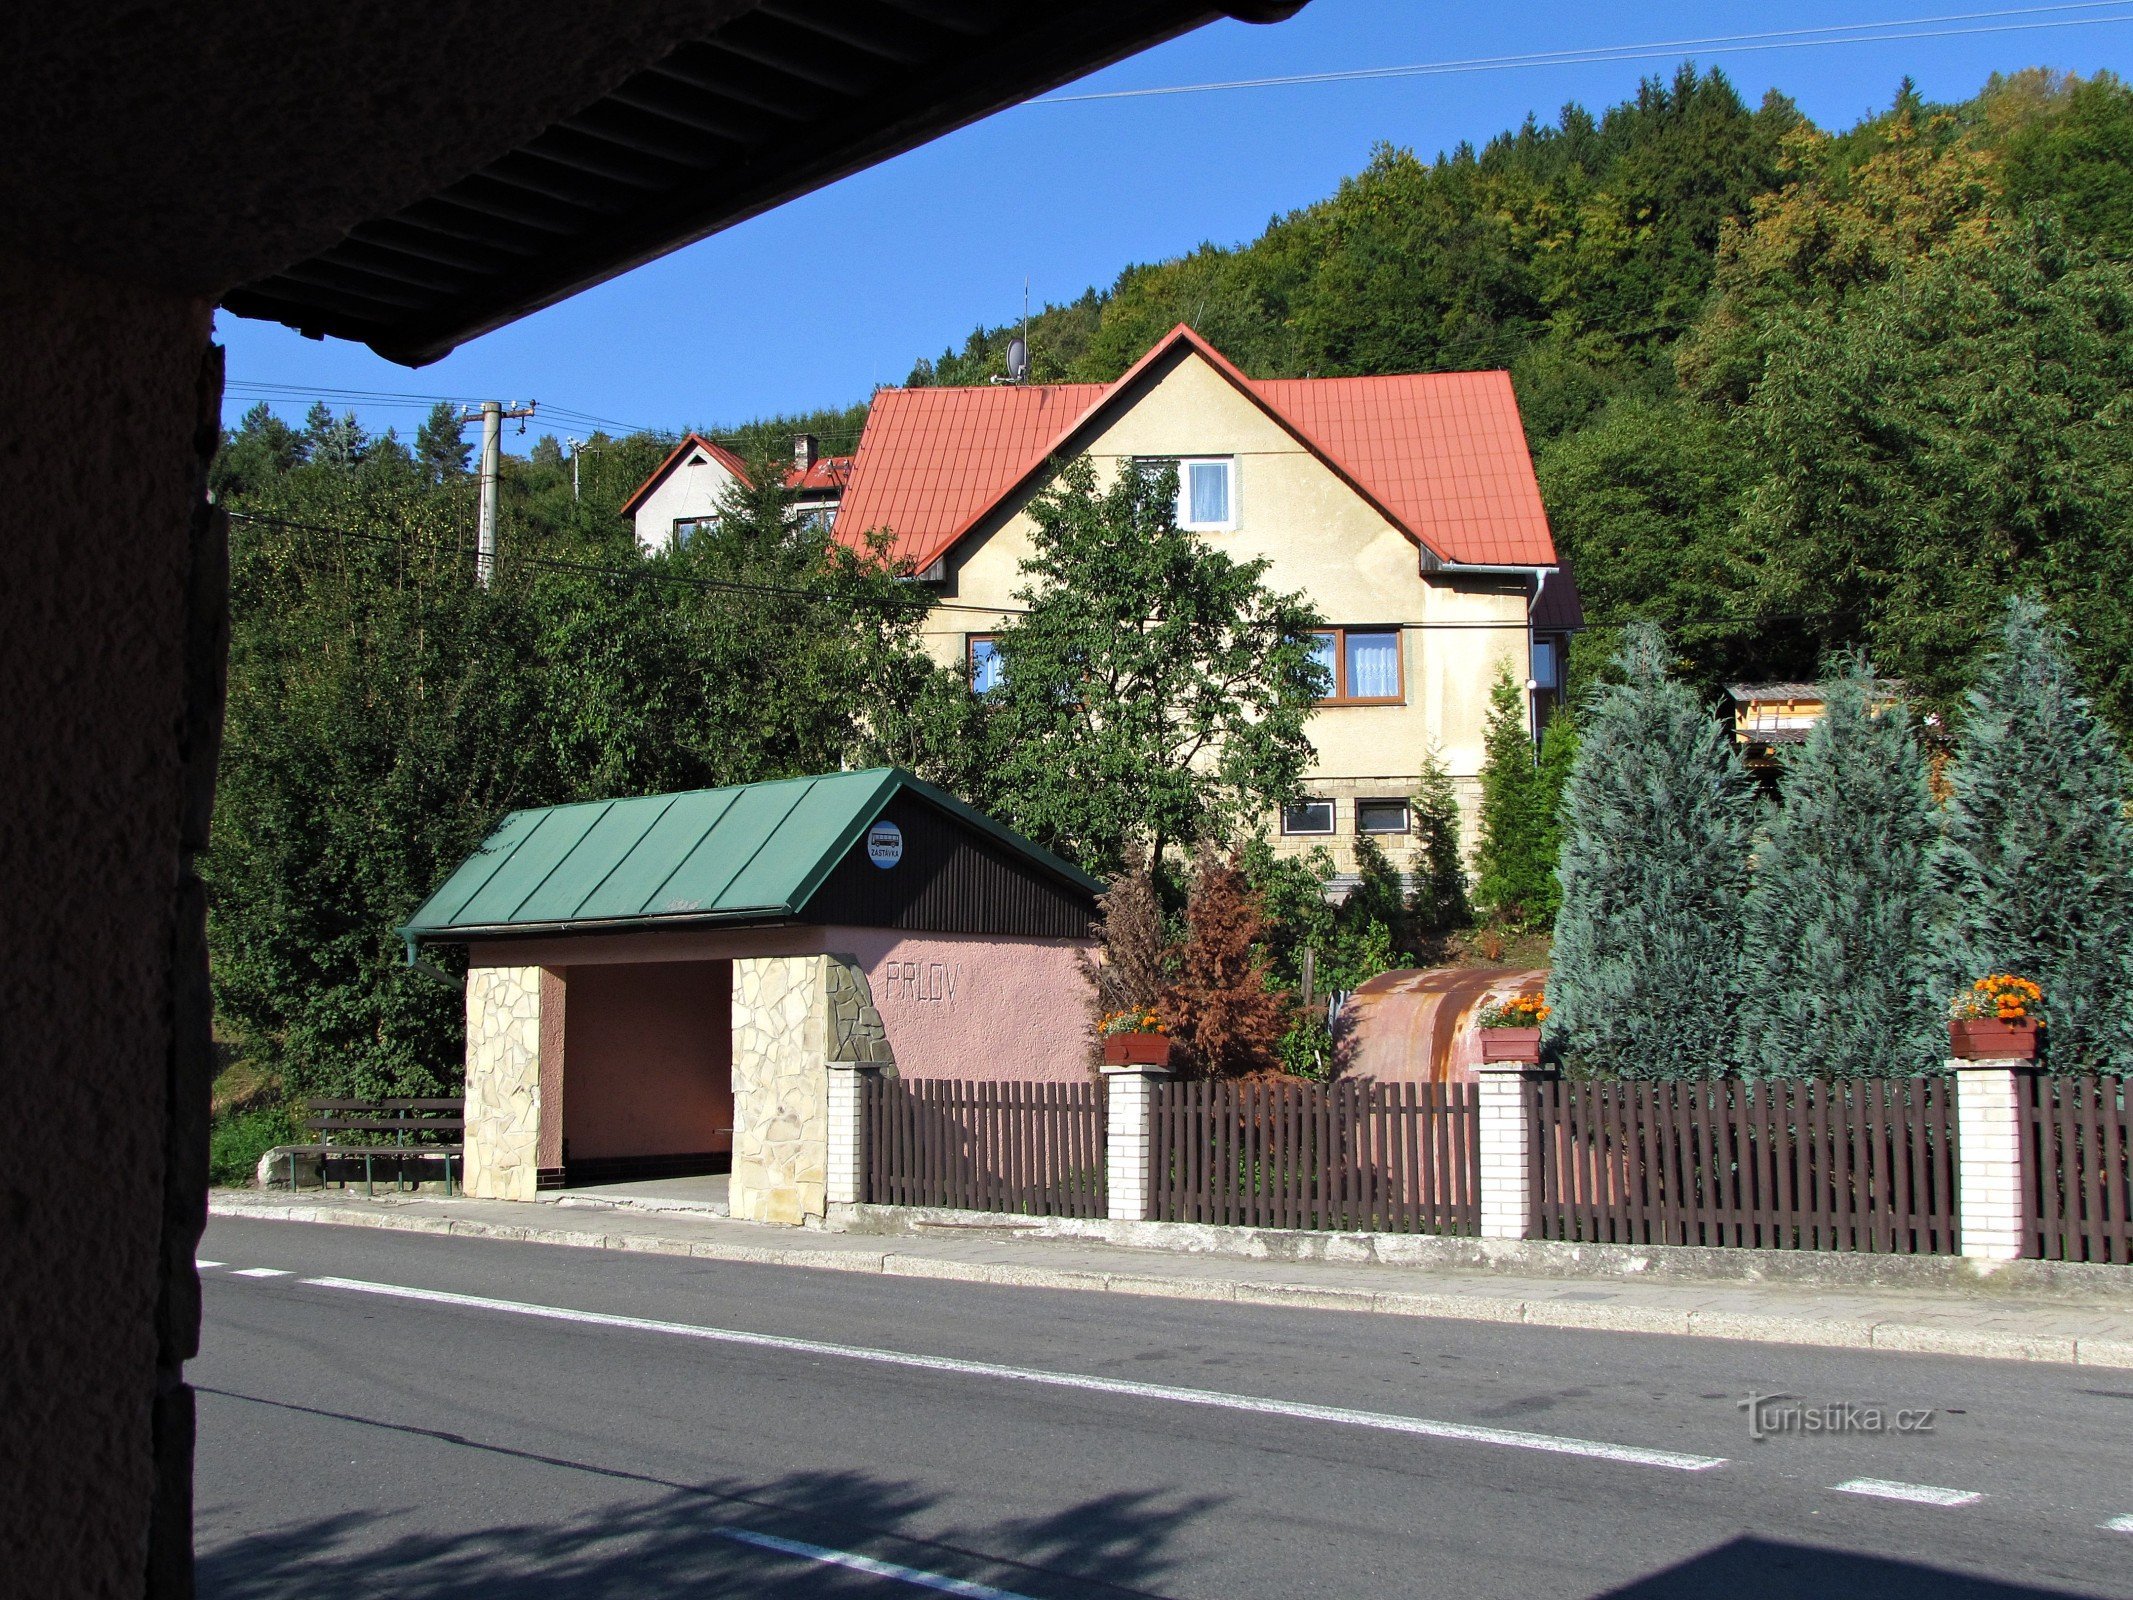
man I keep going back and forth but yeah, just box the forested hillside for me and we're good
[907,66,2133,726]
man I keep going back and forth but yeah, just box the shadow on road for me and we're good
[196,1386,1219,1598]
[1596,1534,2111,1599]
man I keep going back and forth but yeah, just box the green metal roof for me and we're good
[400,767,1101,948]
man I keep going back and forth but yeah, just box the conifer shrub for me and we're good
[1546,624,1760,1077]
[1163,848,1292,1077]
[1934,597,2133,1069]
[1407,749,1472,949]
[1473,665,1546,927]
[1736,661,1943,1077]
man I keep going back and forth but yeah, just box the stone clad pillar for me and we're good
[1474,1061,1543,1241]
[1102,1064,1172,1222]
[1953,1059,2031,1261]
[464,966,545,1201]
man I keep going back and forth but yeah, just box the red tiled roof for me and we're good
[784,455,854,494]
[621,436,856,517]
[832,325,1558,572]
[619,433,753,518]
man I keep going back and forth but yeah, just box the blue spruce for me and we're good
[1935,597,2133,1070]
[1546,623,1759,1077]
[1736,662,1942,1077]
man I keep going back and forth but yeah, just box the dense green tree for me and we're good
[1546,625,1760,1077]
[1534,397,1765,684]
[415,400,471,482]
[968,458,1324,876]
[207,433,941,1100]
[1993,70,2133,254]
[1735,662,1943,1077]
[1738,213,2133,725]
[1933,598,2133,1070]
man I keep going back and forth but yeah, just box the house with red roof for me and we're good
[622,432,855,553]
[833,324,1580,874]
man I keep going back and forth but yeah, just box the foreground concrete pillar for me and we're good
[1474,1061,1543,1240]
[464,966,546,1201]
[1953,1059,2031,1261]
[1102,1064,1172,1222]
[0,249,221,1599]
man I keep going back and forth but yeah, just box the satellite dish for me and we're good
[1006,336,1029,383]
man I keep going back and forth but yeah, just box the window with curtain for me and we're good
[1345,630,1400,700]
[1310,627,1403,703]
[1139,456,1235,530]
[1184,459,1232,528]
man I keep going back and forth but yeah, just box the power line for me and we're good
[1035,2,2133,103]
[223,508,1017,615]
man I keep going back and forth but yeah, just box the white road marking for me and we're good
[304,1275,1726,1472]
[715,1525,1038,1599]
[2103,1514,2133,1534]
[1832,1478,1983,1507]
[196,1260,225,1270]
[230,1267,291,1278]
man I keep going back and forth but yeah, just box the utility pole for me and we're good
[459,398,536,585]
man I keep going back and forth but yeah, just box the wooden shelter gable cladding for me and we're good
[799,790,1094,939]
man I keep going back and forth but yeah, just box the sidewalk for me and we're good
[208,1187,2133,1369]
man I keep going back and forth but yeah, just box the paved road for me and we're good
[195,1216,2133,1599]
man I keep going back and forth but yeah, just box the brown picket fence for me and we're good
[2026,1072,2131,1263]
[863,1076,1107,1219]
[1149,1078,1480,1234]
[1530,1076,1959,1254]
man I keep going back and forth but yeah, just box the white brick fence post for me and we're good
[1953,1058,2031,1261]
[825,1061,882,1208]
[1474,1061,1544,1240]
[1102,1063,1173,1222]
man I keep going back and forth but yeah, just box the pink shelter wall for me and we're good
[561,960,734,1159]
[829,929,1094,1082]
[474,925,1097,1084]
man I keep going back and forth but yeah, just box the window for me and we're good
[672,516,717,547]
[1357,799,1410,835]
[1309,627,1404,704]
[1531,633,1566,730]
[1281,797,1335,836]
[967,634,1004,695]
[1138,456,1236,531]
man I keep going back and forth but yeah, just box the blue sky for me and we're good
[216,0,2133,454]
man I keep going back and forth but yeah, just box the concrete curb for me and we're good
[207,1195,2133,1370]
[832,1202,2133,1300]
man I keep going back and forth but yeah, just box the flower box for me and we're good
[1479,1027,1542,1064]
[1948,1018,2038,1061]
[1103,1031,1172,1067]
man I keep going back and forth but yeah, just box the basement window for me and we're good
[1357,799,1410,835]
[1281,798,1335,836]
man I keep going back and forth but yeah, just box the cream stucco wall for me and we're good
[921,349,1538,872]
[631,448,748,553]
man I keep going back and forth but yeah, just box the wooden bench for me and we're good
[273,1098,465,1196]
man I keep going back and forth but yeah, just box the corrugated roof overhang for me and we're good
[401,767,1102,948]
[222,2,1309,366]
